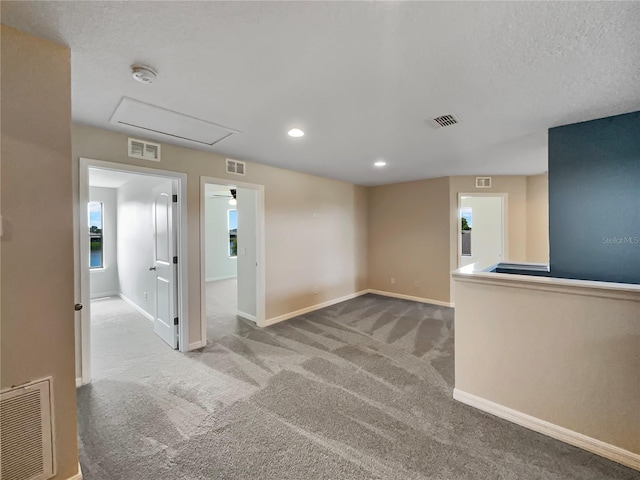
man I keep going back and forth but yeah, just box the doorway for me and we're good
[78,158,188,385]
[200,176,265,346]
[458,194,506,270]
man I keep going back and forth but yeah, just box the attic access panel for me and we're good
[110,97,238,146]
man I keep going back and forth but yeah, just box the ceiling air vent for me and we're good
[476,177,492,188]
[226,159,246,176]
[128,137,161,162]
[431,114,460,128]
[1,378,55,480]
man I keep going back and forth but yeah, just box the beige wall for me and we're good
[367,174,548,304]
[1,26,80,479]
[72,124,368,346]
[526,173,549,263]
[367,177,451,303]
[454,275,640,457]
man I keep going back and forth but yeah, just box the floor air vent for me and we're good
[226,159,245,176]
[431,114,460,128]
[0,378,54,480]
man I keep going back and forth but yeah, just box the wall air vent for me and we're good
[111,97,239,146]
[226,159,246,176]
[1,378,55,480]
[431,114,460,128]
[128,138,161,162]
[476,177,492,188]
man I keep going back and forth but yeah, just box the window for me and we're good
[228,209,238,257]
[461,207,472,256]
[89,201,104,268]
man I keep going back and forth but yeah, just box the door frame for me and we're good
[456,192,508,269]
[200,175,266,347]
[78,158,189,386]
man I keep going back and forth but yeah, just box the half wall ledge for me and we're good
[452,265,640,470]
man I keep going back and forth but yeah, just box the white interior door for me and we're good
[152,181,178,349]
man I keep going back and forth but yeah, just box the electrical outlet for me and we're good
[144,292,148,300]
[390,277,395,285]
[414,280,420,288]
[313,286,319,295]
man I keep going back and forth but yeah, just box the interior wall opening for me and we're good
[458,194,505,270]
[203,182,259,342]
[79,161,188,385]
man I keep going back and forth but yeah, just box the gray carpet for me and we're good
[77,294,639,479]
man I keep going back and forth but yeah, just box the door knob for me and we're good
[74,303,83,311]
[149,266,156,271]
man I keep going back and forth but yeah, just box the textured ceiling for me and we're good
[3,1,639,185]
[89,168,168,189]
[89,168,135,189]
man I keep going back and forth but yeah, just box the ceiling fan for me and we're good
[209,188,237,205]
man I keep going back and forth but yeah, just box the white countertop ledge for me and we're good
[452,264,640,302]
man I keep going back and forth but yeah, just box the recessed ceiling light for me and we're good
[288,128,304,138]
[374,160,387,167]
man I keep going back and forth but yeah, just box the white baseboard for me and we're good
[261,290,369,327]
[453,388,640,471]
[75,377,83,388]
[90,290,119,300]
[368,289,454,308]
[67,463,83,480]
[237,310,257,323]
[189,340,205,350]
[206,274,237,282]
[119,293,154,322]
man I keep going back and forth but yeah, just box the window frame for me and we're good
[88,201,105,269]
[227,208,238,258]
[461,206,472,257]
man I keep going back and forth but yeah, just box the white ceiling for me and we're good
[89,168,135,189]
[88,167,169,189]
[3,2,639,186]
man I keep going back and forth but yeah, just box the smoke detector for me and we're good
[131,64,157,84]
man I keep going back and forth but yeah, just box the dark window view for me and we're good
[461,207,472,256]
[89,201,104,268]
[228,209,237,257]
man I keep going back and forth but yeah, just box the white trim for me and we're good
[451,267,640,302]
[90,290,119,299]
[453,389,640,471]
[206,274,237,282]
[189,340,205,350]
[119,293,154,322]
[67,463,83,480]
[261,290,369,327]
[200,176,266,347]
[237,310,257,323]
[368,289,454,308]
[79,161,91,385]
[78,158,190,385]
[75,377,83,388]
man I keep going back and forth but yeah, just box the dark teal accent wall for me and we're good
[548,111,640,284]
